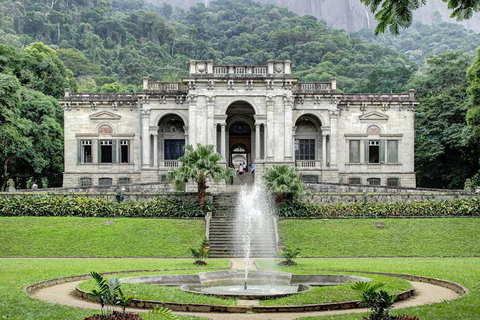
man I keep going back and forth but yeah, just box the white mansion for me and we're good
[61,60,418,188]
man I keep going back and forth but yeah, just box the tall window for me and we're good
[369,140,380,163]
[100,140,114,163]
[164,139,185,160]
[80,140,92,163]
[387,140,398,163]
[295,139,315,160]
[349,140,360,163]
[120,140,129,163]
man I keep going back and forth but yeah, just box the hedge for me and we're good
[277,198,480,218]
[0,195,206,218]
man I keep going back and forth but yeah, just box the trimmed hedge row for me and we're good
[0,195,205,218]
[278,198,480,218]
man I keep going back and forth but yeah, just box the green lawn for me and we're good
[0,217,205,257]
[256,257,480,320]
[279,218,480,257]
[0,258,230,320]
[1,257,479,319]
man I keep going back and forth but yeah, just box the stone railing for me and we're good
[295,82,333,94]
[212,65,269,77]
[159,160,179,168]
[63,93,139,102]
[295,160,322,168]
[341,93,414,102]
[143,81,187,94]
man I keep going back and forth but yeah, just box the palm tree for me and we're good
[263,164,310,204]
[167,144,235,210]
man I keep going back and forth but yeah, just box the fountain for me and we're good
[119,182,372,299]
[234,182,276,290]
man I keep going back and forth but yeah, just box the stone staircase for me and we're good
[208,193,278,258]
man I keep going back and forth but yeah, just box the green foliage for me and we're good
[410,51,477,188]
[277,245,301,265]
[167,144,235,209]
[149,306,179,320]
[352,281,395,319]
[262,164,310,203]
[0,195,205,218]
[189,245,210,265]
[360,0,480,35]
[277,198,480,218]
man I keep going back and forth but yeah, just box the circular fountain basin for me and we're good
[121,270,371,300]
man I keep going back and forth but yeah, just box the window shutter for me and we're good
[112,140,117,163]
[364,140,369,163]
[78,140,81,163]
[380,140,385,163]
[98,142,102,163]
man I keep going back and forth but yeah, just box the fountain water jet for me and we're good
[235,181,276,290]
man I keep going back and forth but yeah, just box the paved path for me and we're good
[30,259,461,320]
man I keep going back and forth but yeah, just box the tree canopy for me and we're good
[361,0,480,35]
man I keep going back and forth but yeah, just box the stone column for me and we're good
[206,96,215,145]
[92,139,98,164]
[283,95,293,161]
[322,131,327,168]
[183,126,188,147]
[213,124,218,153]
[220,123,226,160]
[266,96,275,160]
[329,111,338,168]
[255,124,261,161]
[152,133,158,168]
[141,109,151,168]
[188,95,197,146]
[263,124,267,160]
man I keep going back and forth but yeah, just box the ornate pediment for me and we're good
[359,111,389,121]
[89,111,121,121]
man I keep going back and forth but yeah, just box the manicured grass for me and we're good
[0,258,230,320]
[1,257,479,319]
[279,218,480,257]
[257,257,480,320]
[78,270,410,306]
[0,217,205,257]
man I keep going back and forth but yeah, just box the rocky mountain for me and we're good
[149,0,480,32]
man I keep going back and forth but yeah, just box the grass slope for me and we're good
[279,218,480,257]
[0,217,205,257]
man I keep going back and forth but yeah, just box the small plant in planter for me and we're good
[277,245,301,266]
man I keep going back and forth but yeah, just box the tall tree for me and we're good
[412,51,476,188]
[361,0,480,35]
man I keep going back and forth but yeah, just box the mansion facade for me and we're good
[61,60,418,188]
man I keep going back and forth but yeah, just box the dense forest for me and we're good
[1,0,480,190]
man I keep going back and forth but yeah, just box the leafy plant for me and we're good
[84,311,143,320]
[353,281,396,320]
[190,244,210,265]
[277,245,301,266]
[148,305,179,320]
[90,271,132,315]
[263,164,311,204]
[167,144,235,210]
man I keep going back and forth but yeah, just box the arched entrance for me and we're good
[294,114,323,166]
[157,114,185,167]
[225,102,256,167]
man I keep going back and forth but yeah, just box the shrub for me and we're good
[277,245,301,266]
[0,195,205,218]
[277,198,480,218]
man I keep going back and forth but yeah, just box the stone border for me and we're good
[25,269,468,314]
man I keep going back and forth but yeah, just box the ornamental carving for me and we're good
[229,122,251,135]
[162,120,184,133]
[274,63,283,73]
[98,124,113,135]
[367,125,381,135]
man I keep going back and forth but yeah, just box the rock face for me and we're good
[150,0,480,32]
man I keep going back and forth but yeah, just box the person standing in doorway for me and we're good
[251,161,255,175]
[238,162,244,180]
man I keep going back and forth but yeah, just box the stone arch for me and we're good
[151,110,188,128]
[294,114,323,164]
[293,111,325,128]
[221,97,260,115]
[364,124,385,135]
[157,114,187,162]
